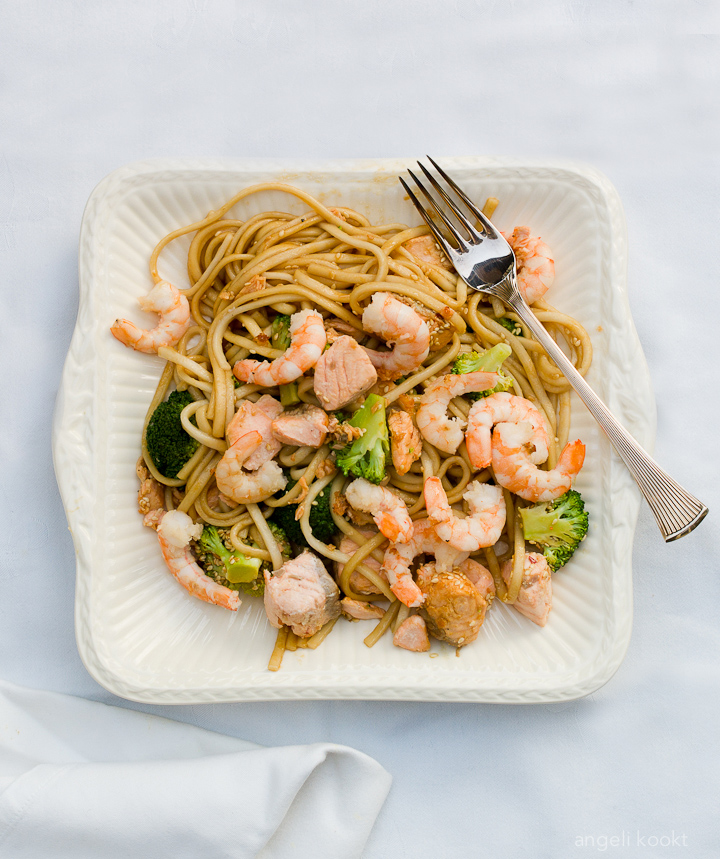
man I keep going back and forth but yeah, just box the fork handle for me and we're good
[508,295,708,541]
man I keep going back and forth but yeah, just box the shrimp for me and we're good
[232,309,326,386]
[492,422,585,502]
[215,430,287,503]
[382,519,470,607]
[345,477,414,543]
[416,371,499,454]
[502,226,555,305]
[361,292,430,380]
[157,510,240,611]
[226,395,283,470]
[111,280,191,353]
[424,477,506,552]
[465,392,550,470]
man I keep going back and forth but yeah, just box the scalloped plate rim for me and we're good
[53,156,654,704]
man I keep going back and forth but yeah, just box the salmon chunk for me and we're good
[313,335,378,410]
[393,615,430,652]
[404,235,451,270]
[501,552,552,627]
[388,410,421,475]
[137,475,164,516]
[460,558,495,602]
[264,551,341,637]
[271,404,329,448]
[340,598,385,620]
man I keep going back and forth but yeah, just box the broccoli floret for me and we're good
[519,490,589,572]
[234,522,292,597]
[271,480,338,546]
[335,394,389,485]
[451,343,514,400]
[194,526,266,596]
[270,314,291,350]
[235,576,264,597]
[198,525,262,583]
[266,521,292,561]
[145,390,199,479]
[497,316,524,336]
[270,500,304,546]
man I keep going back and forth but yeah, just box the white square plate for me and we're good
[53,157,654,703]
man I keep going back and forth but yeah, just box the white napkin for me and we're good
[0,681,391,858]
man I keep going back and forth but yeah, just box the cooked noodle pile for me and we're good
[138,183,592,662]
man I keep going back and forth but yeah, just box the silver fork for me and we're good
[400,158,708,541]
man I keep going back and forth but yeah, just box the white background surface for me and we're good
[2,1,718,856]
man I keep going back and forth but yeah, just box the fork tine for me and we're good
[398,176,456,259]
[426,156,499,238]
[406,169,467,249]
[416,161,479,241]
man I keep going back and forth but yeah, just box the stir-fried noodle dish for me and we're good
[111,182,591,670]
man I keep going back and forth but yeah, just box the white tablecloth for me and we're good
[2,2,718,856]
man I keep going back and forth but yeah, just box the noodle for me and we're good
[364,601,402,648]
[129,182,592,666]
[268,626,288,671]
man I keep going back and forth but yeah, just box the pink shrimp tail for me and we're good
[229,429,263,460]
[157,530,241,612]
[233,358,256,383]
[389,579,425,608]
[465,427,491,470]
[557,439,586,477]
[423,476,448,522]
[183,573,241,611]
[377,511,413,543]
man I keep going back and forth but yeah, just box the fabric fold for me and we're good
[0,681,391,858]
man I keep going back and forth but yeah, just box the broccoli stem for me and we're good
[453,343,512,375]
[199,526,261,583]
[271,315,292,350]
[224,554,262,583]
[451,344,514,400]
[475,342,511,371]
[280,382,300,406]
[270,316,299,406]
